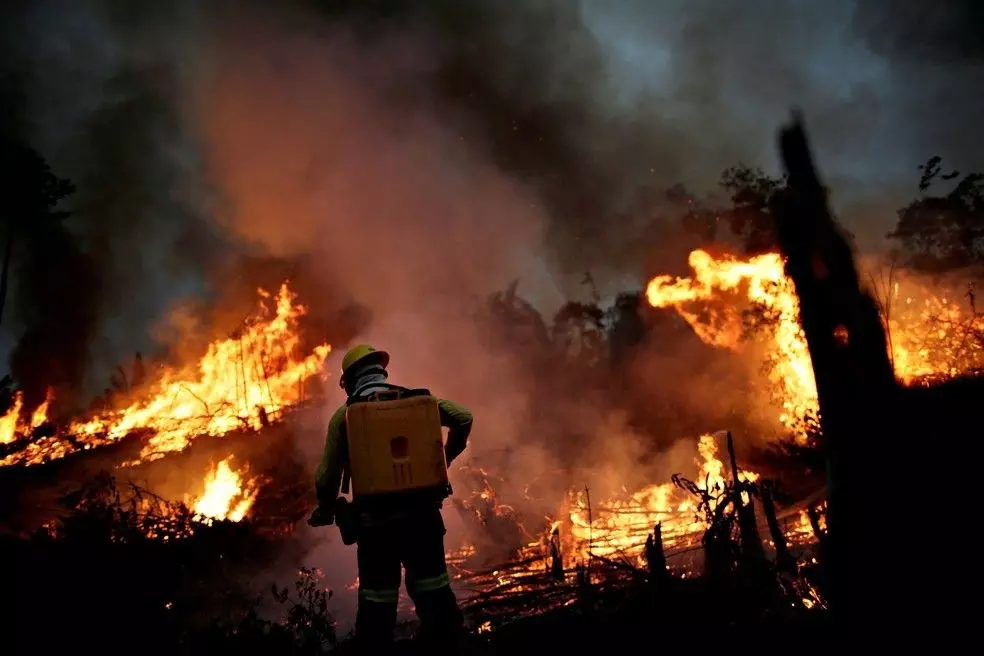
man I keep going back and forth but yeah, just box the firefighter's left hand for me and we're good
[307,505,334,527]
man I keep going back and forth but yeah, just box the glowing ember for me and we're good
[190,456,260,522]
[882,280,984,383]
[1,283,331,467]
[444,433,828,604]
[565,432,758,565]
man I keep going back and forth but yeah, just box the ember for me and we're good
[564,432,760,566]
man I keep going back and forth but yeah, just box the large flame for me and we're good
[645,248,984,441]
[1,283,331,467]
[646,249,816,439]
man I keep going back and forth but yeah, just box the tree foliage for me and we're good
[0,137,76,331]
[719,165,788,255]
[887,156,984,272]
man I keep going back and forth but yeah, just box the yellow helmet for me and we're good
[340,344,390,384]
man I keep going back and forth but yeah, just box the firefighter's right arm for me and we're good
[314,405,348,508]
[437,399,473,465]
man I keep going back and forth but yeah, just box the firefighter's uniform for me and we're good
[311,345,473,652]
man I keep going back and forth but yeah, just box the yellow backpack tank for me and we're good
[344,390,449,497]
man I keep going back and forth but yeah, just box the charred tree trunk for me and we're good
[644,522,668,586]
[727,433,766,565]
[549,526,563,580]
[575,562,595,612]
[760,483,796,574]
[773,115,898,635]
[806,502,827,555]
[702,522,733,587]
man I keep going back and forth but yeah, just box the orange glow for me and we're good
[565,433,758,565]
[0,391,23,445]
[1,284,330,467]
[190,456,260,523]
[30,388,54,429]
[645,248,984,442]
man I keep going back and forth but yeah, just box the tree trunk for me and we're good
[644,522,668,585]
[760,485,796,574]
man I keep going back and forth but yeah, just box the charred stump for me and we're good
[806,501,827,555]
[760,481,796,574]
[549,525,563,580]
[702,521,733,587]
[644,522,669,587]
[727,433,766,567]
[574,562,596,613]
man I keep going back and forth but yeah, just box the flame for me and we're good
[882,281,984,383]
[645,249,984,442]
[190,457,260,522]
[565,432,758,565]
[1,283,331,467]
[445,433,822,603]
[0,391,23,445]
[0,387,55,445]
[30,388,54,429]
[646,249,817,440]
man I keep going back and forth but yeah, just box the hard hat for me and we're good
[340,344,390,380]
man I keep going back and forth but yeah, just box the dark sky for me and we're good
[1,0,982,388]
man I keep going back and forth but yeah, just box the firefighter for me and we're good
[308,344,473,653]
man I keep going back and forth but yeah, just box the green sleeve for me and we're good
[314,405,348,505]
[438,398,473,465]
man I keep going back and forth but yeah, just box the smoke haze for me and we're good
[2,0,983,625]
[3,0,983,371]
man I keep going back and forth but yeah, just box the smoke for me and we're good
[3,0,984,626]
[851,1,984,175]
[0,0,229,397]
[4,0,983,390]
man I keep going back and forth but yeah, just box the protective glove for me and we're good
[307,505,334,527]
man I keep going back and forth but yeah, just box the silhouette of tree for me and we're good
[887,156,984,273]
[718,165,788,255]
[0,136,76,332]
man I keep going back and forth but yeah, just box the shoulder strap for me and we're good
[339,420,351,494]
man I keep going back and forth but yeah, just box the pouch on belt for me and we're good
[333,497,359,545]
